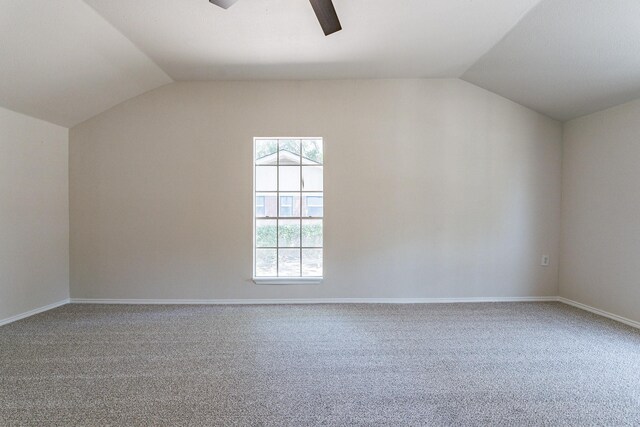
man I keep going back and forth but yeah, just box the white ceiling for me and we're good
[81,0,541,80]
[462,0,640,121]
[0,0,171,127]
[1,0,640,126]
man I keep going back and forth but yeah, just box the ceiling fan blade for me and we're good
[309,0,342,36]
[209,0,239,9]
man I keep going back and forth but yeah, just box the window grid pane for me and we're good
[256,220,277,248]
[255,138,323,278]
[302,249,323,277]
[302,194,324,218]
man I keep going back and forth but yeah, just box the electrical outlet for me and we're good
[541,255,550,266]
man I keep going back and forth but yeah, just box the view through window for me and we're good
[254,138,323,279]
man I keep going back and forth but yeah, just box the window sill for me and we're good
[253,277,323,285]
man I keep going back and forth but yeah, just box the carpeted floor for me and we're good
[1,302,639,426]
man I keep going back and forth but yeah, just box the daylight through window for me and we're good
[254,138,323,280]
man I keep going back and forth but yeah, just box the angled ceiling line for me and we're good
[458,0,546,78]
[82,0,175,82]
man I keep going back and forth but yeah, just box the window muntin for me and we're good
[254,138,323,280]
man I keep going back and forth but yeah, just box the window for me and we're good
[279,196,294,217]
[256,196,265,217]
[254,138,323,283]
[304,196,323,217]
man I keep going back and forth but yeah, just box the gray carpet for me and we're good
[1,302,639,426]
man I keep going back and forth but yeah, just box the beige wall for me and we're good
[70,79,562,300]
[561,98,640,323]
[0,107,69,320]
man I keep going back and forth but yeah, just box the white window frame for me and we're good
[253,137,323,285]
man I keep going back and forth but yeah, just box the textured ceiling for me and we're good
[1,0,639,126]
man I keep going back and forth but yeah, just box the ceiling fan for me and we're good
[208,0,342,36]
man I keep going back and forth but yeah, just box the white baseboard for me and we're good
[0,298,70,327]
[557,297,640,330]
[3,296,637,331]
[70,296,557,305]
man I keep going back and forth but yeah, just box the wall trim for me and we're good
[2,297,638,331]
[557,297,640,330]
[70,296,558,305]
[0,298,70,327]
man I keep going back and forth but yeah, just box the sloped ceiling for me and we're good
[0,0,172,127]
[1,0,640,126]
[463,0,640,121]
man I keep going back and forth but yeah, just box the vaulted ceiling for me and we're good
[0,1,171,127]
[1,0,639,127]
[463,0,640,121]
